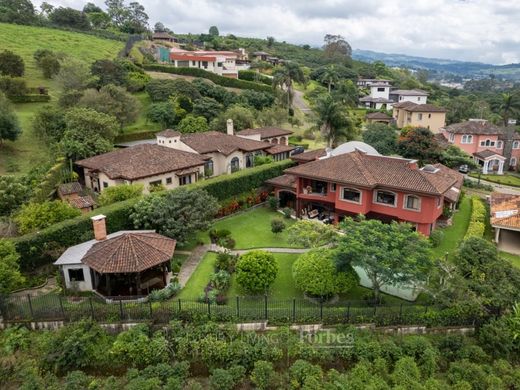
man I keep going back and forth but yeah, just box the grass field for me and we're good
[469,172,520,187]
[122,92,162,134]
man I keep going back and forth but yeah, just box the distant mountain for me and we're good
[352,49,520,80]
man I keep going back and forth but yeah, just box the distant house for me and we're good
[359,81,393,109]
[266,141,463,236]
[490,192,520,254]
[152,32,177,43]
[54,215,176,298]
[392,102,447,133]
[169,49,244,78]
[57,182,95,214]
[236,127,293,144]
[251,51,270,61]
[366,112,393,124]
[357,78,391,87]
[440,119,520,173]
[389,89,429,104]
[76,142,208,193]
[290,148,327,165]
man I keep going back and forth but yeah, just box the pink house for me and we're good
[267,147,463,236]
[440,119,520,174]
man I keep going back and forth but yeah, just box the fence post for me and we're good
[207,300,211,318]
[236,296,240,318]
[59,296,65,319]
[119,300,124,321]
[27,294,34,319]
[177,298,181,312]
[264,295,268,320]
[320,300,323,321]
[292,298,296,322]
[89,297,95,319]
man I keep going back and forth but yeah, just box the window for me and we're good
[497,141,503,149]
[404,195,421,211]
[437,197,442,207]
[149,179,162,186]
[330,183,336,192]
[230,157,240,173]
[461,135,473,144]
[448,133,455,143]
[514,141,520,149]
[511,157,518,166]
[480,139,495,147]
[192,61,196,66]
[204,160,214,176]
[179,175,192,186]
[417,113,423,120]
[68,268,84,282]
[377,87,385,92]
[374,190,396,206]
[102,182,108,188]
[341,187,361,203]
[428,113,431,118]
[418,97,421,101]
[217,62,223,67]
[166,177,172,185]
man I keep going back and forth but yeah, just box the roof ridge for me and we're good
[351,152,376,185]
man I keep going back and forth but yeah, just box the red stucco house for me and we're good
[267,144,463,236]
[440,119,520,174]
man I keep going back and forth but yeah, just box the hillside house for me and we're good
[392,102,447,133]
[389,89,429,104]
[266,141,463,236]
[366,112,393,124]
[169,49,246,78]
[360,81,393,109]
[491,192,520,254]
[440,119,520,173]
[57,182,96,214]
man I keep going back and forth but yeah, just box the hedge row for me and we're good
[13,160,294,270]
[238,70,272,85]
[464,197,486,239]
[9,95,51,103]
[143,64,273,92]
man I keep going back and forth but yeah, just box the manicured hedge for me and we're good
[143,64,272,92]
[238,70,272,85]
[464,197,486,239]
[13,160,294,270]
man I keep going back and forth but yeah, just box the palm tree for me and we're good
[272,62,305,108]
[319,65,340,93]
[313,94,355,148]
[497,92,520,126]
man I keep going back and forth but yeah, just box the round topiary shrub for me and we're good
[292,249,358,299]
[235,250,278,294]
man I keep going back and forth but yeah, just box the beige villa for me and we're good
[393,102,447,133]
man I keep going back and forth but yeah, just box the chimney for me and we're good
[226,119,234,135]
[91,215,107,241]
[408,160,418,170]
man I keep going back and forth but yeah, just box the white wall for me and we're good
[370,85,390,99]
[61,264,94,292]
[395,95,428,104]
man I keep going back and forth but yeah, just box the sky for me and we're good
[34,0,520,64]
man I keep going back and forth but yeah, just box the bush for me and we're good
[429,229,444,248]
[215,251,238,273]
[209,228,231,243]
[464,197,486,239]
[97,183,144,206]
[209,365,246,390]
[268,195,278,210]
[210,270,231,291]
[250,360,278,390]
[236,250,278,294]
[0,76,27,96]
[238,70,272,85]
[7,94,51,103]
[14,200,81,235]
[282,207,293,218]
[271,218,285,234]
[148,282,181,302]
[144,64,272,92]
[218,236,236,249]
[0,50,24,77]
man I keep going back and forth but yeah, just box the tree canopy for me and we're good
[235,250,278,294]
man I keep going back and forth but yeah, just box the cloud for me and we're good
[33,0,520,64]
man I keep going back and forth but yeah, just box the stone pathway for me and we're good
[11,277,57,298]
[177,245,211,287]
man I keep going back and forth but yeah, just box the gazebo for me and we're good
[473,150,506,175]
[54,215,176,298]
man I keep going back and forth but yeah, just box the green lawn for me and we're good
[431,196,471,260]
[177,252,217,300]
[209,207,300,249]
[469,172,520,187]
[122,92,162,134]
[500,251,520,268]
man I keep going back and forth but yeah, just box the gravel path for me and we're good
[11,277,57,297]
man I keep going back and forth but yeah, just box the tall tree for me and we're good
[154,21,166,32]
[319,65,340,93]
[496,92,520,126]
[272,62,305,108]
[0,0,36,25]
[208,25,219,36]
[313,94,354,147]
[0,50,24,77]
[397,127,441,164]
[323,34,352,60]
[362,123,398,155]
[0,239,24,293]
[0,92,21,143]
[336,217,433,302]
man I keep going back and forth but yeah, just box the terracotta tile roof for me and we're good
[291,148,327,162]
[266,174,297,190]
[404,103,447,113]
[390,89,429,96]
[76,144,207,180]
[285,151,460,196]
[156,129,181,137]
[82,232,176,273]
[491,193,520,230]
[69,195,96,209]
[152,32,174,39]
[236,127,293,138]
[265,144,295,155]
[58,182,82,196]
[443,120,504,135]
[180,131,271,156]
[170,53,216,62]
[366,112,392,120]
[431,163,464,203]
[473,149,505,159]
[392,101,417,109]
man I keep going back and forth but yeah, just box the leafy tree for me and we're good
[97,183,143,206]
[0,0,36,25]
[91,59,127,87]
[439,145,476,169]
[336,217,433,302]
[323,34,352,60]
[79,84,140,127]
[494,92,520,126]
[130,188,219,244]
[0,92,21,143]
[0,175,30,216]
[208,25,219,36]
[87,10,111,29]
[193,97,223,122]
[391,357,422,389]
[146,78,201,102]
[314,94,355,147]
[83,2,103,13]
[32,105,66,142]
[292,249,358,298]
[289,359,323,388]
[55,58,92,91]
[266,36,275,47]
[38,53,61,79]
[177,115,208,133]
[319,65,341,93]
[362,123,398,155]
[250,360,277,390]
[0,50,24,77]
[61,130,114,161]
[0,239,24,293]
[147,101,177,127]
[153,21,166,32]
[272,62,305,107]
[444,95,487,124]
[0,75,27,96]
[105,0,149,33]
[49,7,91,30]
[235,250,278,294]
[14,200,81,234]
[397,126,441,164]
[209,365,245,390]
[210,104,256,132]
[240,89,274,110]
[287,220,338,248]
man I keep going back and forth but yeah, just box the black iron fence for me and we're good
[0,294,480,327]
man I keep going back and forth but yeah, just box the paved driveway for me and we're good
[498,229,520,255]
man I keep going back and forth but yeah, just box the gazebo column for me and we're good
[495,227,501,243]
[106,274,111,296]
[498,160,504,175]
[136,273,141,295]
[483,160,489,174]
[162,264,167,285]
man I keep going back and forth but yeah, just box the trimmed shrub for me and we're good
[464,197,486,239]
[235,250,278,294]
[271,218,285,234]
[238,70,272,85]
[215,252,238,273]
[143,64,272,92]
[148,282,181,302]
[429,229,444,248]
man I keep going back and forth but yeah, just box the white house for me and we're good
[389,89,429,104]
[359,81,394,109]
[169,49,242,78]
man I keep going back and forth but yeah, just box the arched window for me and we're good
[271,138,278,144]
[513,141,520,149]
[204,159,214,177]
[511,157,518,166]
[404,195,421,211]
[230,157,240,173]
[280,136,287,145]
[461,135,473,144]
[497,141,503,149]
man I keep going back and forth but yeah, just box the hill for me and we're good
[353,48,520,80]
[0,23,124,175]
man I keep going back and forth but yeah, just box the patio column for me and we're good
[483,160,489,174]
[106,274,111,296]
[495,227,501,243]
[498,160,504,175]
[136,273,141,295]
